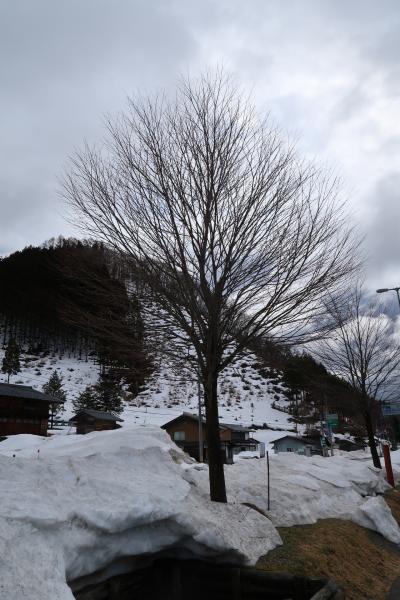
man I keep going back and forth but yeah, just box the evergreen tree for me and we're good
[93,373,123,414]
[2,338,21,383]
[72,374,123,415]
[42,370,66,427]
[72,385,99,412]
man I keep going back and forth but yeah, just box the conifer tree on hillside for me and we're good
[94,373,123,414]
[72,375,123,414]
[43,370,66,428]
[72,385,99,412]
[2,338,21,383]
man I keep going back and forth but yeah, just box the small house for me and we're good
[69,409,123,434]
[0,382,64,437]
[333,435,366,452]
[162,412,259,463]
[272,434,328,456]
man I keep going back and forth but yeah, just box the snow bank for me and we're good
[0,427,280,600]
[219,452,400,542]
[2,429,400,599]
[355,496,400,544]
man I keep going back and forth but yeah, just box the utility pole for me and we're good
[323,392,334,456]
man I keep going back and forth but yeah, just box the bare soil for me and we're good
[256,489,400,600]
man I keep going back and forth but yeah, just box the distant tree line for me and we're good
[251,336,383,440]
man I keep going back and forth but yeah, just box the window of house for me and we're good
[287,447,293,452]
[173,431,185,441]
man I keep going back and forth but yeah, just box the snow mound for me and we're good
[0,427,280,600]
[355,496,400,544]
[210,452,400,544]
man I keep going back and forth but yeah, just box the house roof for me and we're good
[69,409,124,423]
[272,435,307,445]
[334,436,357,446]
[272,434,329,447]
[0,382,64,404]
[246,437,261,445]
[161,412,252,433]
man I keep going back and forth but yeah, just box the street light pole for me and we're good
[376,286,400,455]
[376,287,400,311]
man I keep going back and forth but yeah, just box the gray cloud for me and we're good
[0,0,203,253]
[365,173,400,280]
[0,0,399,296]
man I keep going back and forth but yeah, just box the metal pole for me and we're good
[197,372,204,463]
[377,286,400,312]
[396,288,400,311]
[376,287,400,453]
[266,450,270,511]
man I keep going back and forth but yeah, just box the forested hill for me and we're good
[0,238,366,434]
[0,238,150,393]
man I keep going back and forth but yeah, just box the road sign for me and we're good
[382,402,400,416]
[327,413,339,427]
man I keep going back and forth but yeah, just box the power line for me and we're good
[124,408,182,417]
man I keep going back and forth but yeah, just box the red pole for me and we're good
[383,443,395,487]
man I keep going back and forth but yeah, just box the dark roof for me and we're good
[272,434,328,447]
[69,409,124,423]
[334,436,357,446]
[161,412,252,432]
[0,382,64,404]
[223,422,252,432]
[272,435,306,445]
[245,437,260,445]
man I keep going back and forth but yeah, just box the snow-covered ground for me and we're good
[1,427,400,599]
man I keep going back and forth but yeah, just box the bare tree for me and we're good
[63,71,357,502]
[317,285,400,468]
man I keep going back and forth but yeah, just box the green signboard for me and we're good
[327,413,339,427]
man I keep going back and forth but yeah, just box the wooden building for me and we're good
[272,433,330,456]
[0,382,63,437]
[162,412,259,463]
[69,409,123,434]
[333,435,366,452]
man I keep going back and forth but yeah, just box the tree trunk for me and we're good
[204,372,227,503]
[364,410,381,469]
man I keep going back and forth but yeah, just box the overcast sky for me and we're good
[1,0,399,300]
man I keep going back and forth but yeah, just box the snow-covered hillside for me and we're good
[126,350,294,429]
[0,345,296,437]
[0,348,99,420]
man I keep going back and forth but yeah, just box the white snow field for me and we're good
[1,427,400,599]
